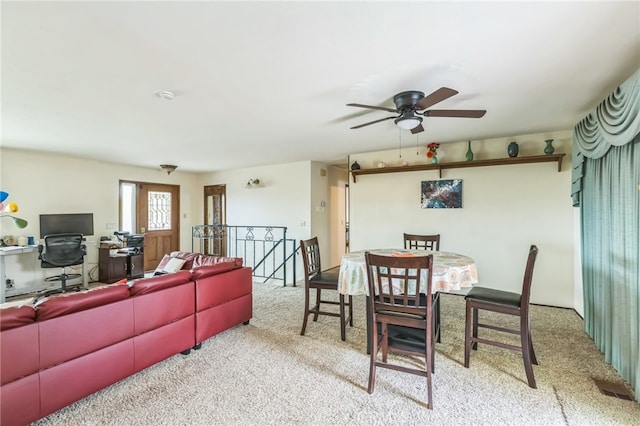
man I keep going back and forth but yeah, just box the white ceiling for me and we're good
[2,1,639,173]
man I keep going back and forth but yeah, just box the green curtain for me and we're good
[573,68,640,401]
[581,139,639,400]
[572,68,640,206]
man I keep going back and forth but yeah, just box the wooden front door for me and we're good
[137,183,180,271]
[204,185,226,256]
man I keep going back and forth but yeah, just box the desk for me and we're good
[98,248,144,283]
[0,246,37,303]
[338,249,478,296]
[0,246,88,303]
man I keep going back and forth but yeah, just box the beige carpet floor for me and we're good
[34,282,639,425]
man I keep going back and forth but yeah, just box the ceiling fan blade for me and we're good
[415,87,459,110]
[410,124,424,134]
[350,116,397,129]
[346,103,398,113]
[424,109,487,118]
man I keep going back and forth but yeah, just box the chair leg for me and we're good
[368,322,378,394]
[528,325,538,365]
[520,316,537,388]
[300,287,310,336]
[348,295,353,326]
[313,288,321,322]
[431,332,436,374]
[471,306,479,350]
[426,342,433,410]
[339,294,346,341]
[464,301,472,368]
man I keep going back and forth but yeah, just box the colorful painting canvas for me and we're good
[421,179,463,209]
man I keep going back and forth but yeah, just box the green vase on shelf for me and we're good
[465,141,474,161]
[431,156,438,164]
[544,139,555,155]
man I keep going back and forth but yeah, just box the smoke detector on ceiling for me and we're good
[156,91,175,100]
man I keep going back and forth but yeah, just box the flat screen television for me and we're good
[40,213,94,238]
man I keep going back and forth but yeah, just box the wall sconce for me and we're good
[245,178,261,189]
[160,164,178,175]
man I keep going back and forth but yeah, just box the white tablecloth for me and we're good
[338,249,478,296]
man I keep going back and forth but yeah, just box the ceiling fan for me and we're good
[346,87,486,134]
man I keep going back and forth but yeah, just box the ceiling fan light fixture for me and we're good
[395,115,422,130]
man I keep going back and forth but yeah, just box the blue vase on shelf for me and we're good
[508,141,519,158]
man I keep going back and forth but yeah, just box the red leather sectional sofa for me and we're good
[0,252,252,426]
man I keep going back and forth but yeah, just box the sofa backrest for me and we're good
[0,304,36,331]
[129,270,192,296]
[36,284,131,321]
[155,251,243,272]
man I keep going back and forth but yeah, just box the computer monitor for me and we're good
[39,213,94,238]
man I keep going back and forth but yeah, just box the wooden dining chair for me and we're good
[403,232,442,343]
[403,233,440,251]
[300,237,353,341]
[365,252,435,409]
[464,244,539,388]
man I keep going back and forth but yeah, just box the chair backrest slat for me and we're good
[300,237,322,280]
[365,252,433,319]
[403,233,440,251]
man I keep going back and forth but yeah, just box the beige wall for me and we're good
[2,133,581,309]
[0,148,199,291]
[348,131,575,308]
[196,161,348,282]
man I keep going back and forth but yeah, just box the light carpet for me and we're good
[34,282,639,425]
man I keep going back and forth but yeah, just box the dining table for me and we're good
[337,248,479,353]
[338,249,478,296]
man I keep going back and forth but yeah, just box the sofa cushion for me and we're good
[153,255,187,274]
[163,257,187,273]
[192,255,243,268]
[153,254,173,274]
[0,304,37,331]
[170,251,200,270]
[129,270,192,296]
[36,284,131,321]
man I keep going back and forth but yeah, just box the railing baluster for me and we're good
[192,225,295,286]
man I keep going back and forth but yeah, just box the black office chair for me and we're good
[37,233,86,298]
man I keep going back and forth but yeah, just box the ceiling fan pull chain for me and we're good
[399,128,402,158]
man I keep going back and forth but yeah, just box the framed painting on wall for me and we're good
[421,179,463,209]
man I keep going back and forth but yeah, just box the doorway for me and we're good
[120,181,180,271]
[203,184,226,256]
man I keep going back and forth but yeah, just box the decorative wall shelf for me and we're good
[350,154,565,182]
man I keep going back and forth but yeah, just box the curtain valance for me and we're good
[572,68,640,206]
